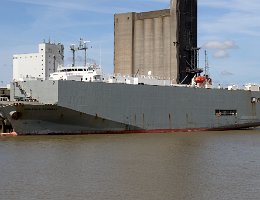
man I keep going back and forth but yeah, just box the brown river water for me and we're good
[0,130,260,200]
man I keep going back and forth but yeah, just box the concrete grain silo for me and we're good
[114,0,198,84]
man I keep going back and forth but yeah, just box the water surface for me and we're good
[1,130,260,200]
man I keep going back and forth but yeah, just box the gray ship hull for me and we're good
[1,80,260,135]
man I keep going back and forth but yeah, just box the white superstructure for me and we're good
[49,64,103,82]
[13,42,64,81]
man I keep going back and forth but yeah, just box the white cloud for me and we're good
[199,0,260,37]
[9,0,132,14]
[203,40,238,59]
[213,50,229,59]
[200,0,260,12]
[203,40,238,50]
[221,70,234,76]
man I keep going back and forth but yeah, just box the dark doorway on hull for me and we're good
[0,120,4,133]
[0,119,13,133]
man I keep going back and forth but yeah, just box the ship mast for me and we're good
[78,38,90,67]
[70,44,77,67]
[70,38,90,67]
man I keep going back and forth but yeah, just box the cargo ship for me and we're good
[1,37,260,135]
[1,65,260,135]
[3,0,259,135]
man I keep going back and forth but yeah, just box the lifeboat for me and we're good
[195,76,206,83]
[0,132,17,137]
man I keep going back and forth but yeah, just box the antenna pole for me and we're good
[204,50,209,76]
[84,48,87,67]
[99,43,102,67]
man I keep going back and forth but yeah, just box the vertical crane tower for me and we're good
[171,0,200,84]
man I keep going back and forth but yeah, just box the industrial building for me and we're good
[13,42,64,81]
[114,0,198,84]
[0,85,10,101]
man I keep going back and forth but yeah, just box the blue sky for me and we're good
[0,0,260,86]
